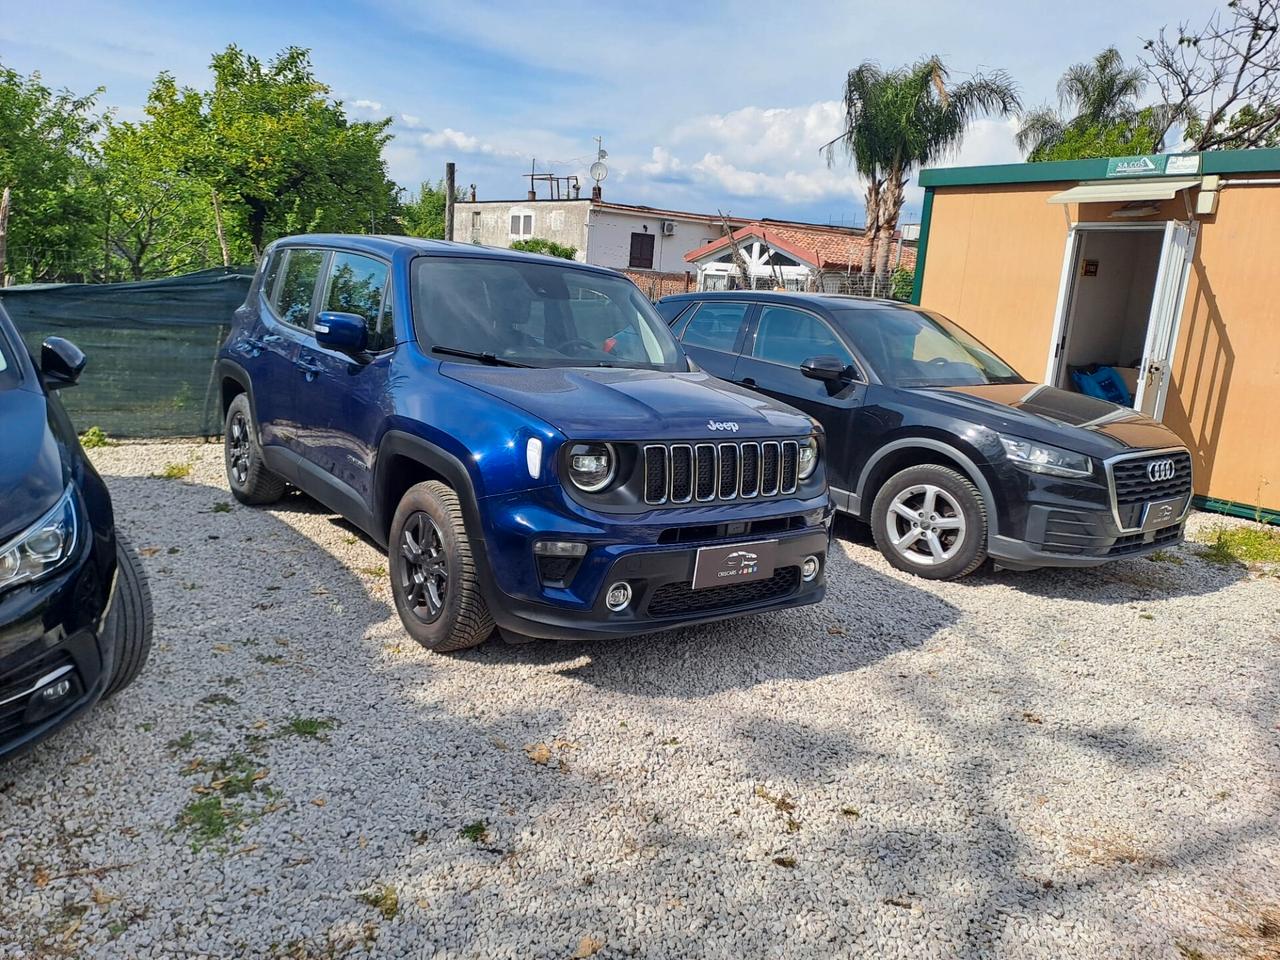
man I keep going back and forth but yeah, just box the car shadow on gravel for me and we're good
[459,540,961,698]
[836,513,1248,602]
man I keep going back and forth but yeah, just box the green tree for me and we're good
[827,57,1019,284]
[100,119,223,279]
[0,63,105,283]
[138,46,399,259]
[1017,48,1165,160]
[509,237,578,260]
[401,179,463,239]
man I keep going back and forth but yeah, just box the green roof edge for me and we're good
[919,148,1280,188]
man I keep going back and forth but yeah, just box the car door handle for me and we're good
[295,358,324,381]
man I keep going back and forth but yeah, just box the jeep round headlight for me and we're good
[566,442,615,492]
[797,436,819,481]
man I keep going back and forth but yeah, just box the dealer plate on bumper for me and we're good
[692,540,777,590]
[1141,496,1187,532]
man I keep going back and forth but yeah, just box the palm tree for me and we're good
[826,57,1020,286]
[1017,47,1148,158]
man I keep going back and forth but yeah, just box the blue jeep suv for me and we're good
[216,236,829,651]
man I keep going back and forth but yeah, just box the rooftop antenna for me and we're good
[589,137,608,200]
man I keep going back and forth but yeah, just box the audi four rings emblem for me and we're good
[1146,459,1176,482]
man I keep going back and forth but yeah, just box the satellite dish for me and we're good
[589,161,608,183]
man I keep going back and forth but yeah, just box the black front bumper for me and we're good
[478,526,829,641]
[0,533,116,762]
[988,501,1188,570]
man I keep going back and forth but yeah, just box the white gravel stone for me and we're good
[0,440,1277,958]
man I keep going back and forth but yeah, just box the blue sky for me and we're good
[2,0,1215,225]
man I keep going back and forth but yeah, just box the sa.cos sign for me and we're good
[1105,153,1201,178]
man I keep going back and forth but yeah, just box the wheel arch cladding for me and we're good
[374,431,483,546]
[857,437,999,539]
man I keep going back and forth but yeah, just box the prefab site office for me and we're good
[913,149,1280,519]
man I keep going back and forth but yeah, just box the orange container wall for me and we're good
[920,179,1280,509]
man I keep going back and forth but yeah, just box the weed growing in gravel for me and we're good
[255,654,287,665]
[1196,524,1280,566]
[211,501,233,513]
[1147,550,1185,565]
[459,821,489,843]
[167,731,198,753]
[356,884,400,920]
[358,564,388,578]
[79,426,117,449]
[199,693,239,708]
[151,461,193,481]
[772,856,797,868]
[178,754,275,852]
[278,717,337,740]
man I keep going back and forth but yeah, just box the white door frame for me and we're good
[1043,221,1184,409]
[1135,220,1198,419]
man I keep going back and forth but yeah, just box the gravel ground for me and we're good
[2,440,1278,960]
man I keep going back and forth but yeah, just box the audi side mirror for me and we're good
[314,311,368,356]
[800,355,848,383]
[40,337,87,389]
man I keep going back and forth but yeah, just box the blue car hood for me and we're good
[0,387,65,543]
[441,364,815,440]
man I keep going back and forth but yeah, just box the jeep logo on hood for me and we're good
[707,419,739,432]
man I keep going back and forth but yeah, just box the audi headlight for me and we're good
[998,435,1093,478]
[0,486,79,592]
[566,442,615,492]
[797,436,819,481]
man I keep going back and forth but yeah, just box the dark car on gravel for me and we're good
[0,304,153,760]
[656,291,1193,580]
[216,236,830,652]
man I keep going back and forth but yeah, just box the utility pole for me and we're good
[444,162,456,242]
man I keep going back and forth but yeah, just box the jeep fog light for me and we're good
[801,555,820,581]
[605,581,632,612]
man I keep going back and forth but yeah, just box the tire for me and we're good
[224,393,285,505]
[102,532,154,698]
[871,464,988,580]
[389,481,495,652]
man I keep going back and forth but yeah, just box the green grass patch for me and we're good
[1195,524,1280,566]
[277,717,337,740]
[151,461,193,481]
[178,795,242,851]
[357,564,388,578]
[211,501,233,514]
[79,426,117,449]
[255,653,287,666]
[459,820,489,843]
[1146,550,1184,565]
[356,883,400,920]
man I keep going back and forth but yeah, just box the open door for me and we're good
[1135,220,1197,419]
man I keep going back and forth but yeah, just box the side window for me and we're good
[323,252,390,351]
[752,306,853,369]
[681,301,749,354]
[274,249,326,328]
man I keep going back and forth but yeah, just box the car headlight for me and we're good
[998,434,1093,478]
[797,436,819,481]
[0,486,79,592]
[566,442,615,492]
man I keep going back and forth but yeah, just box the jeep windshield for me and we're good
[412,256,685,371]
[836,306,1025,387]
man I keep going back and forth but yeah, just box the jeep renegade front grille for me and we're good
[643,440,799,505]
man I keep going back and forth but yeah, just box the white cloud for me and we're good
[350,98,384,114]
[399,113,423,128]
[418,128,525,159]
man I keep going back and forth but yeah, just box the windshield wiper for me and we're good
[431,345,530,368]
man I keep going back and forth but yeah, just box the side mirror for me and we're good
[40,337,87,389]
[800,355,849,383]
[314,311,368,356]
